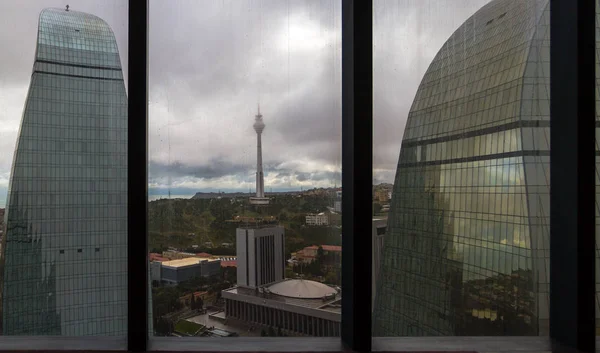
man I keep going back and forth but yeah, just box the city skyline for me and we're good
[0,0,491,207]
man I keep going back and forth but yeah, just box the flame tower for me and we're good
[250,104,269,205]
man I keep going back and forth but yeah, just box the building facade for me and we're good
[0,8,127,335]
[222,279,341,337]
[374,0,600,336]
[305,213,329,226]
[372,218,387,309]
[236,226,285,288]
[158,258,221,285]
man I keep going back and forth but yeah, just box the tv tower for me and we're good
[250,104,269,205]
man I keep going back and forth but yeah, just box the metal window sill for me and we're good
[0,336,126,351]
[149,337,345,352]
[0,336,595,352]
[372,337,554,352]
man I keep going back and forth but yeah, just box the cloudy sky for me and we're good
[0,0,490,206]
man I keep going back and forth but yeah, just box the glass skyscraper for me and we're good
[0,8,127,335]
[373,0,600,336]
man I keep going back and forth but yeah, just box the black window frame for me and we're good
[0,0,595,351]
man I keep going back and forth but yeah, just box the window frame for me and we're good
[0,0,595,351]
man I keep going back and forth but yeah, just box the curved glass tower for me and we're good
[0,8,127,335]
[373,0,600,336]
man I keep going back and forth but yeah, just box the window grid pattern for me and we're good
[0,8,127,336]
[372,0,588,336]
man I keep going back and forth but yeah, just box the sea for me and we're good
[148,194,195,202]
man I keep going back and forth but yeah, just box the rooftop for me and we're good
[162,257,218,268]
[195,252,213,257]
[304,245,342,252]
[268,279,337,299]
[220,260,237,267]
[236,223,282,230]
[224,283,341,313]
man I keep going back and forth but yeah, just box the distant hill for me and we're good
[191,190,304,200]
[148,193,339,257]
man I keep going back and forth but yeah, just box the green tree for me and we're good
[268,326,276,337]
[277,326,283,337]
[324,271,338,285]
[261,329,267,337]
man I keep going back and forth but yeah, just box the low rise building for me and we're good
[156,257,221,285]
[305,212,329,226]
[162,250,197,260]
[295,245,341,266]
[375,190,389,202]
[223,279,341,336]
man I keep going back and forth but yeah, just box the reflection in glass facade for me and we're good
[374,0,600,336]
[0,8,127,335]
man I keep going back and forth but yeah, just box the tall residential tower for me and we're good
[0,8,127,335]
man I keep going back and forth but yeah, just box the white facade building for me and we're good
[305,212,329,226]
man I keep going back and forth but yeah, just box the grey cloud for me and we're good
[149,159,251,180]
[0,0,492,205]
[295,172,309,182]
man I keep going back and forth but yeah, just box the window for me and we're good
[372,0,596,348]
[0,0,595,351]
[147,0,342,339]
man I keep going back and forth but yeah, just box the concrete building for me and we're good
[333,191,342,214]
[157,257,221,285]
[162,250,197,260]
[222,279,341,336]
[0,8,127,335]
[150,261,162,283]
[305,212,329,226]
[375,190,390,203]
[236,225,285,288]
[224,223,340,336]
[372,218,387,309]
[294,245,341,267]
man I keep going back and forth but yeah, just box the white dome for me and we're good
[268,279,337,299]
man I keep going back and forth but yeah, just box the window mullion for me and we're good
[341,0,373,351]
[128,0,149,351]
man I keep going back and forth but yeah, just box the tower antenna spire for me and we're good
[250,104,268,205]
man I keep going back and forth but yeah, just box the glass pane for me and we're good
[149,0,342,338]
[373,0,552,336]
[0,3,128,336]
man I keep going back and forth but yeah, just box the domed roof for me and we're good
[268,279,337,299]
